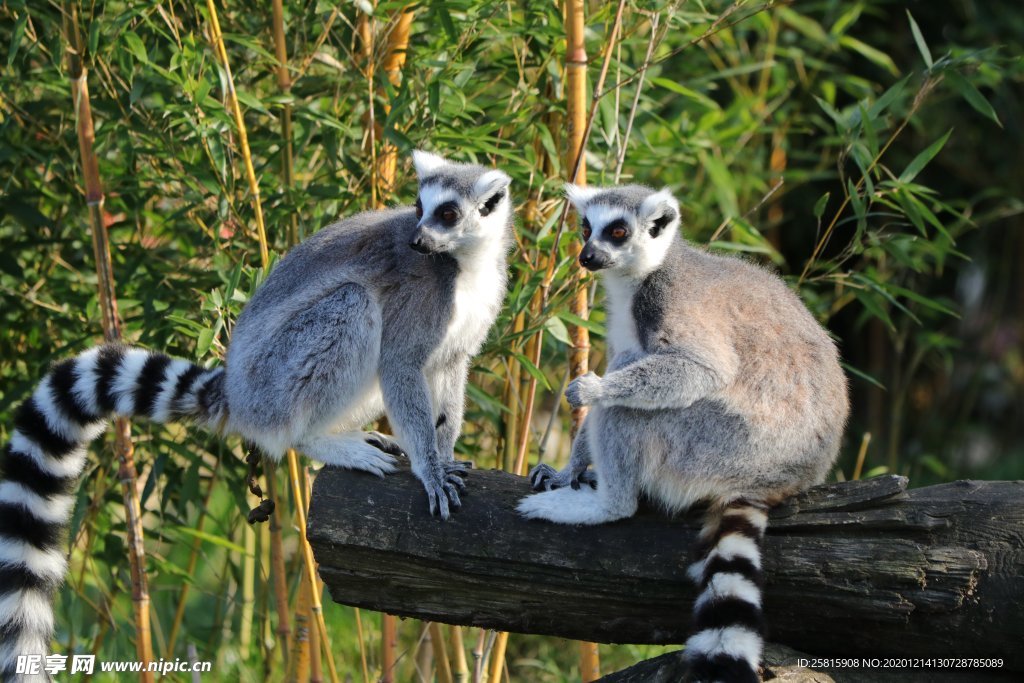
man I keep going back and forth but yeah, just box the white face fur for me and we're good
[409,150,512,258]
[565,184,681,280]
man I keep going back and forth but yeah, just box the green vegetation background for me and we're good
[0,0,1021,680]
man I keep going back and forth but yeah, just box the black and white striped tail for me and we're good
[0,344,225,682]
[684,500,769,683]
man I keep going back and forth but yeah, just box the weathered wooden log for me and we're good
[306,464,1024,670]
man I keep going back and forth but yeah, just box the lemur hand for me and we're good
[529,462,597,491]
[565,372,604,409]
[416,455,468,520]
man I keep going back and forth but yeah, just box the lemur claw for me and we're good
[572,469,598,490]
[423,464,465,520]
[529,463,558,490]
[365,432,407,458]
[529,463,597,491]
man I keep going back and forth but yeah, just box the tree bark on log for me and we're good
[306,465,1024,670]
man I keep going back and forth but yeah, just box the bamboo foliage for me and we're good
[205,2,340,681]
[4,1,996,680]
[62,3,156,679]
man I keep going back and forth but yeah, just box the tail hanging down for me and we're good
[0,344,226,682]
[684,500,769,683]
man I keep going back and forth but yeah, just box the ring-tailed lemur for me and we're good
[519,184,849,683]
[0,151,513,681]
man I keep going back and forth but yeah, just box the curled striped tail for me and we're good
[684,500,769,683]
[0,344,226,682]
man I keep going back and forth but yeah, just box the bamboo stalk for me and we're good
[63,4,155,679]
[430,623,455,683]
[166,452,222,656]
[261,461,292,662]
[205,0,270,266]
[487,630,508,683]
[471,629,486,683]
[286,450,341,683]
[286,567,313,682]
[305,468,324,683]
[377,8,415,199]
[354,607,371,683]
[450,626,469,683]
[270,0,299,245]
[565,2,599,679]
[381,611,399,683]
[240,520,256,658]
[267,0,295,660]
[205,3,339,680]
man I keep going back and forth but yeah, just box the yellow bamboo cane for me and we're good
[205,2,339,680]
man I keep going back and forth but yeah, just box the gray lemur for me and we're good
[519,184,848,683]
[0,151,512,681]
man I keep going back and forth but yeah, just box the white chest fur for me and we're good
[602,275,641,358]
[438,249,505,357]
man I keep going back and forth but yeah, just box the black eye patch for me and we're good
[603,219,630,243]
[434,201,461,225]
[480,190,505,217]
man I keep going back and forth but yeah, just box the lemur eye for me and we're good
[610,226,627,240]
[435,202,460,225]
[415,198,423,220]
[581,218,592,241]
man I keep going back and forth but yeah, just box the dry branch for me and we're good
[308,467,1024,671]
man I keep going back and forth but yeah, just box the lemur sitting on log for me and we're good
[520,184,849,683]
[0,151,513,681]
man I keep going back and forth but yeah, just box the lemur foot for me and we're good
[419,460,469,520]
[299,433,399,478]
[528,463,597,491]
[365,431,407,458]
[517,487,632,525]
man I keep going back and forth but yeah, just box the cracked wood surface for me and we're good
[306,466,1024,669]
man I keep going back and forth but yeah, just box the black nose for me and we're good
[579,252,594,267]
[409,238,431,254]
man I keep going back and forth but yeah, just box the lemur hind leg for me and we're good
[297,432,398,478]
[519,407,639,525]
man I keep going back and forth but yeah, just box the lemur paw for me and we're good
[565,372,603,409]
[419,463,467,520]
[517,488,631,525]
[529,463,597,491]
[349,447,399,478]
[365,432,407,458]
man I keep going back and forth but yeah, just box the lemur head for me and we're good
[409,150,513,257]
[564,184,681,278]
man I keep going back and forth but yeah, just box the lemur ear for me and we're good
[639,188,680,238]
[474,170,511,216]
[412,150,448,178]
[564,183,600,212]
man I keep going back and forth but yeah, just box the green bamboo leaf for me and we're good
[945,70,1002,127]
[899,129,952,183]
[813,192,830,219]
[124,31,148,63]
[906,11,933,68]
[839,36,898,76]
[557,311,605,337]
[513,352,551,391]
[174,526,247,555]
[6,13,27,67]
[544,316,571,346]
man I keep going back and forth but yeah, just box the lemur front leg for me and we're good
[380,359,464,519]
[565,348,733,411]
[529,416,596,491]
[431,355,474,474]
